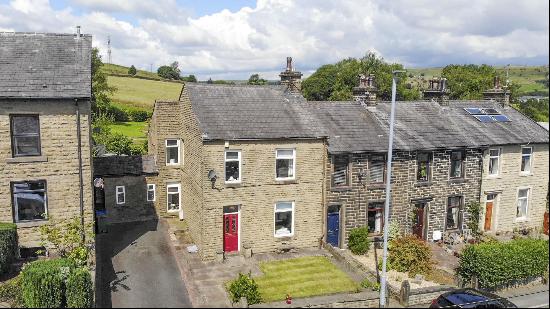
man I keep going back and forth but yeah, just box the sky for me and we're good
[0,0,548,80]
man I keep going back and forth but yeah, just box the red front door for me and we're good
[223,213,239,252]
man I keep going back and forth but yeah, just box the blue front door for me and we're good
[327,209,340,247]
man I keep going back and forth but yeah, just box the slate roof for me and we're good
[0,32,92,98]
[93,155,158,177]
[184,83,326,140]
[308,100,549,153]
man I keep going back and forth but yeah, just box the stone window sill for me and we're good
[275,179,298,185]
[225,183,242,188]
[6,156,48,164]
[331,186,352,192]
[414,181,432,187]
[519,173,533,177]
[448,178,466,184]
[515,217,529,223]
[16,220,49,228]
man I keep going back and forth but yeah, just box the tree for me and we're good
[157,62,181,80]
[186,74,197,82]
[441,64,497,100]
[91,48,116,117]
[513,98,549,122]
[248,74,267,85]
[301,52,420,101]
[128,65,137,76]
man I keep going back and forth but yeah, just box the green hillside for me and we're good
[107,75,182,110]
[101,63,162,80]
[407,65,549,96]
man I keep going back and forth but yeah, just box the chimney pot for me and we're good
[280,57,302,93]
[76,26,81,37]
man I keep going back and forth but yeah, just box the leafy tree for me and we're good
[186,74,197,82]
[128,65,137,76]
[91,48,116,117]
[513,98,549,122]
[302,52,420,101]
[157,61,181,80]
[248,74,268,85]
[441,64,497,100]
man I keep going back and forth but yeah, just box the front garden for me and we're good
[227,256,360,305]
[0,220,95,308]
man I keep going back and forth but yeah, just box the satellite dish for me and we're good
[208,170,217,180]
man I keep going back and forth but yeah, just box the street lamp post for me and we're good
[379,70,405,307]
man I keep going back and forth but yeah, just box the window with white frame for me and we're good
[165,139,181,165]
[520,147,532,173]
[274,202,294,237]
[225,151,241,183]
[147,184,156,202]
[167,183,181,212]
[488,149,500,176]
[276,149,295,180]
[516,188,529,218]
[116,186,125,205]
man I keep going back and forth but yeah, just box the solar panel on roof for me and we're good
[492,115,511,122]
[482,108,500,115]
[474,115,496,123]
[465,108,483,114]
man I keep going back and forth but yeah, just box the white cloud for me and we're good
[0,0,547,79]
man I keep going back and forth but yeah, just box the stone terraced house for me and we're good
[0,31,94,248]
[148,61,328,260]
[312,77,549,248]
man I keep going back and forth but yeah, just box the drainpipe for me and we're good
[76,99,85,243]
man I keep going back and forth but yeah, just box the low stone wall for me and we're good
[249,291,380,308]
[404,284,455,306]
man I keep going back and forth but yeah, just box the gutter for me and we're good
[75,98,86,243]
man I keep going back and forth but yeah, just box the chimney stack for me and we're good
[423,77,449,105]
[76,26,81,37]
[353,74,377,106]
[483,76,508,107]
[279,57,303,93]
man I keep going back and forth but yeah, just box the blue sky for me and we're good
[0,0,548,80]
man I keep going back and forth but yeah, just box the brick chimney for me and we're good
[483,76,509,107]
[353,74,377,106]
[423,77,449,105]
[279,57,303,93]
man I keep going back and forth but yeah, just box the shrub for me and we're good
[39,217,94,266]
[360,278,380,291]
[0,223,18,275]
[466,202,482,236]
[127,109,151,122]
[105,105,129,122]
[457,238,549,289]
[66,268,93,308]
[348,227,371,255]
[228,273,262,305]
[21,258,75,308]
[0,275,24,307]
[388,235,433,277]
[128,65,137,76]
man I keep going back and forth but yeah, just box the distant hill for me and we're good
[101,63,163,80]
[407,65,549,96]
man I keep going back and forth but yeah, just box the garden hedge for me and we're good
[457,238,549,289]
[21,258,75,308]
[348,227,371,255]
[0,222,18,275]
[66,268,93,308]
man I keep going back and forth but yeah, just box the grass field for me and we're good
[101,63,162,80]
[107,76,183,110]
[406,65,549,96]
[253,256,359,302]
[108,121,148,145]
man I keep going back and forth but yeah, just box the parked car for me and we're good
[430,288,517,308]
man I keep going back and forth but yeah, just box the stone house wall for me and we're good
[326,148,483,247]
[100,175,158,225]
[480,143,549,232]
[200,139,325,260]
[0,99,94,247]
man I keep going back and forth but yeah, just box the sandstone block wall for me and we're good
[0,99,94,247]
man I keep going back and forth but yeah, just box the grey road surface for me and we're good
[500,285,549,308]
[95,219,192,308]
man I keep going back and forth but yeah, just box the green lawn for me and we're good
[254,256,359,303]
[108,121,148,144]
[107,76,183,110]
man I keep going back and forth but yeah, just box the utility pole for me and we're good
[107,35,112,64]
[379,70,405,308]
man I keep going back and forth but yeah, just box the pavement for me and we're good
[497,283,549,308]
[95,219,192,308]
